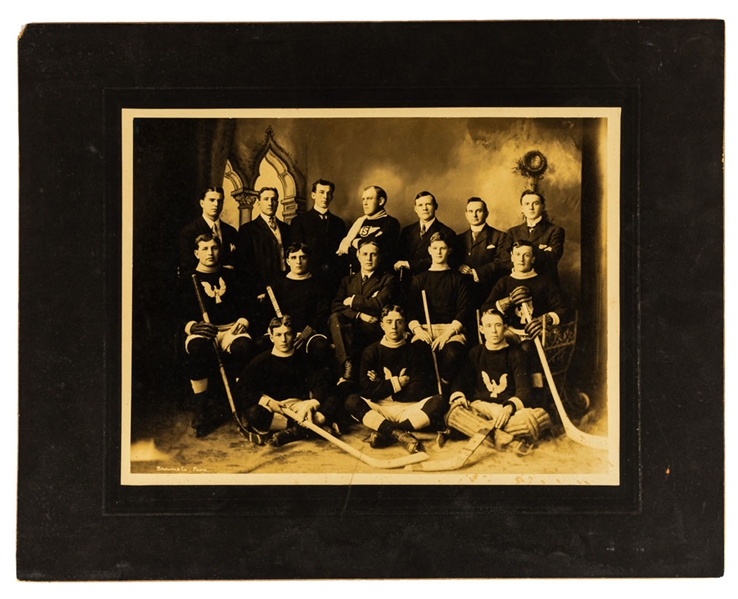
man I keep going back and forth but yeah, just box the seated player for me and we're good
[183,233,255,437]
[344,305,447,454]
[406,230,472,392]
[234,315,341,446]
[481,239,569,390]
[329,237,399,385]
[266,242,331,362]
[446,309,552,447]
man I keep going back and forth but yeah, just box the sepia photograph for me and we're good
[122,107,620,486]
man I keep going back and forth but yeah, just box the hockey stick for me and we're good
[476,309,483,345]
[280,406,430,469]
[421,289,444,395]
[405,426,494,471]
[191,274,267,445]
[520,301,608,451]
[265,285,313,349]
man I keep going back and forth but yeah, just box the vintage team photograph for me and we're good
[120,107,620,485]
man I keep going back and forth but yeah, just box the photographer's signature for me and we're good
[156,466,209,473]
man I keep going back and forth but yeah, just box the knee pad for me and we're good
[344,393,369,420]
[446,405,497,449]
[244,404,274,433]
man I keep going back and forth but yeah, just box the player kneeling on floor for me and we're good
[344,305,448,455]
[234,315,341,446]
[447,309,552,450]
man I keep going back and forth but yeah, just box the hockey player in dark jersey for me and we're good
[183,233,255,437]
[446,309,552,444]
[234,314,342,447]
[406,230,472,392]
[267,242,331,362]
[344,305,447,454]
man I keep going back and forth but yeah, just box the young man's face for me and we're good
[521,194,544,221]
[259,190,279,217]
[269,324,295,353]
[194,238,221,268]
[357,243,380,272]
[428,240,450,265]
[361,188,384,216]
[480,312,506,345]
[414,194,436,223]
[465,201,487,227]
[512,245,535,273]
[286,250,310,275]
[312,184,334,211]
[381,310,406,342]
[200,191,224,220]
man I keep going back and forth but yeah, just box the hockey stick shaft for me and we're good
[421,289,444,395]
[476,309,483,345]
[191,274,250,436]
[281,406,429,469]
[266,285,282,317]
[520,302,608,450]
[406,426,494,471]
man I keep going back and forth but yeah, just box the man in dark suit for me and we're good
[178,187,238,280]
[506,190,565,284]
[329,237,399,385]
[394,191,456,296]
[236,186,291,299]
[455,197,512,312]
[289,179,347,298]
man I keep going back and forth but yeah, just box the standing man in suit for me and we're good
[329,237,400,385]
[289,179,347,299]
[236,186,291,300]
[455,197,512,314]
[178,186,238,280]
[507,190,565,284]
[394,191,456,297]
[336,185,401,273]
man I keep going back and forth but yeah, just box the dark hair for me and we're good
[414,191,437,208]
[428,230,452,246]
[259,186,280,200]
[364,185,387,204]
[268,314,293,333]
[200,187,224,200]
[285,242,312,258]
[381,304,406,320]
[312,179,335,193]
[193,232,222,250]
[357,236,381,251]
[466,196,488,214]
[519,189,549,221]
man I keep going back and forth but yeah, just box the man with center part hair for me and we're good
[234,315,341,447]
[344,305,448,454]
[182,233,254,437]
[446,309,552,446]
[289,179,348,298]
[336,185,400,272]
[406,230,472,392]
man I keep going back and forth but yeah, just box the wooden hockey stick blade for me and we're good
[281,407,430,469]
[520,302,608,451]
[405,427,494,471]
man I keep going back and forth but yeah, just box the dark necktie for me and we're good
[361,274,368,285]
[212,223,220,241]
[420,223,426,238]
[472,229,479,243]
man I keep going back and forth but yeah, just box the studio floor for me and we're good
[127,402,615,485]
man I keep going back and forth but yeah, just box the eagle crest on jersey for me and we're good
[481,371,508,398]
[201,277,226,304]
[383,367,393,380]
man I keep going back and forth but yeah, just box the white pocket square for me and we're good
[486,244,496,249]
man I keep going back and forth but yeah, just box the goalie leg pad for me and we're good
[446,405,497,450]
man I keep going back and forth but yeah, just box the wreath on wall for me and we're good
[514,150,548,179]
